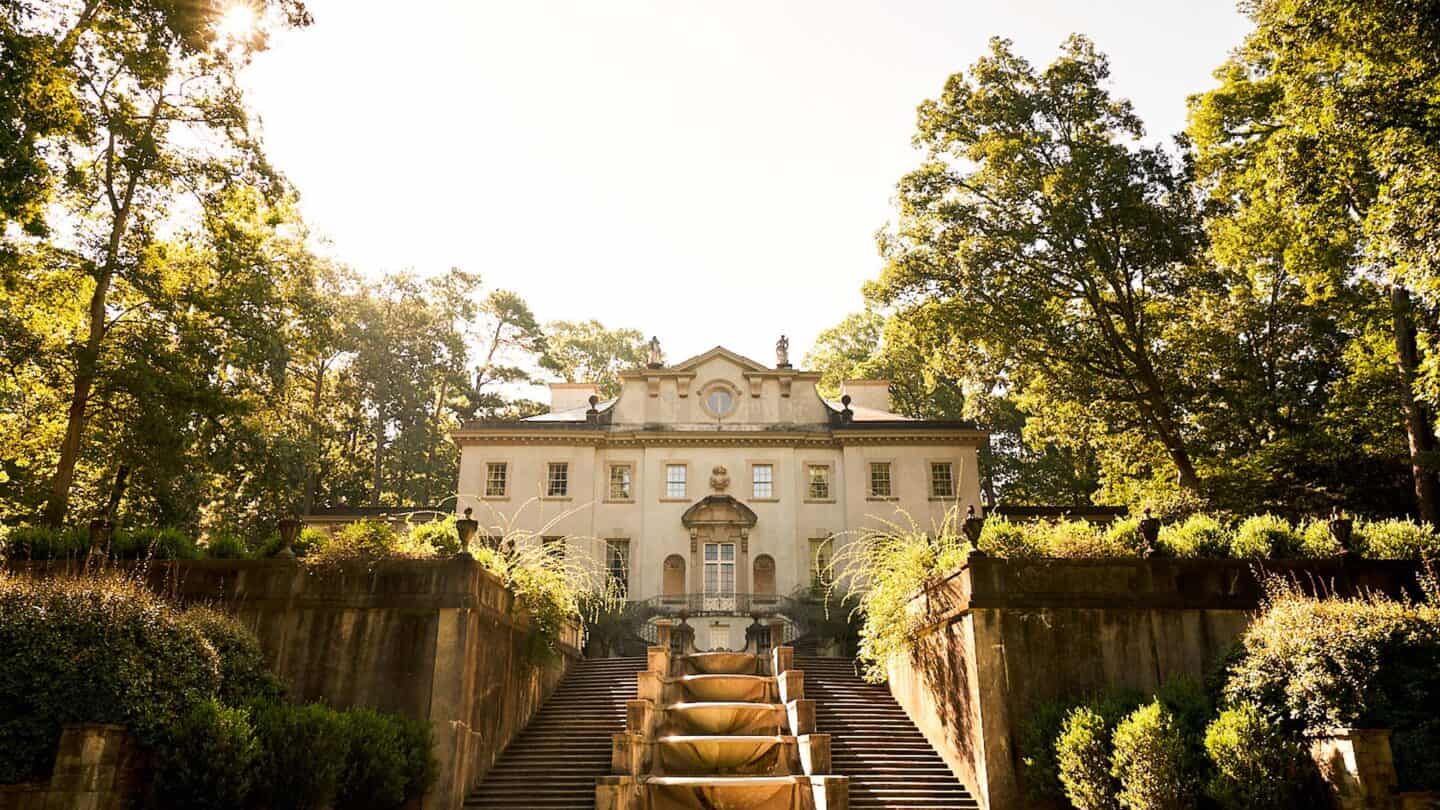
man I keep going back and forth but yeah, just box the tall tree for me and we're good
[1188,0,1440,522]
[1,0,312,525]
[540,319,648,399]
[872,36,1204,494]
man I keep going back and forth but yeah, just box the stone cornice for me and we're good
[451,425,988,448]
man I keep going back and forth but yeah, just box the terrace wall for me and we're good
[884,556,1427,810]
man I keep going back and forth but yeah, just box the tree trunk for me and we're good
[103,464,130,520]
[301,360,327,516]
[1391,285,1440,524]
[43,269,112,526]
[371,407,385,507]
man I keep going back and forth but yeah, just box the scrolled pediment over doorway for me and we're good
[680,495,757,529]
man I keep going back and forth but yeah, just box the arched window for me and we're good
[663,554,686,601]
[753,554,776,598]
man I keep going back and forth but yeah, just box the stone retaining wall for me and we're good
[884,556,1426,810]
[0,725,144,810]
[7,558,580,810]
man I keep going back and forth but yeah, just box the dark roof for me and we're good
[992,505,1129,521]
[305,506,448,518]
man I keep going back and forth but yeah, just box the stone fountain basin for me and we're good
[683,652,758,675]
[657,735,787,775]
[666,702,784,735]
[676,674,771,703]
[648,776,796,810]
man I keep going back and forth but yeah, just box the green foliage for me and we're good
[1020,698,1085,801]
[203,532,254,560]
[112,527,201,560]
[1224,587,1440,789]
[408,517,460,556]
[0,525,88,559]
[1043,520,1139,558]
[1058,707,1122,810]
[0,574,220,781]
[251,702,349,810]
[1110,701,1198,810]
[1229,515,1301,560]
[1203,703,1305,810]
[306,520,439,565]
[337,709,437,810]
[1156,515,1231,559]
[1299,519,1343,559]
[539,320,649,400]
[148,700,260,810]
[1356,519,1440,560]
[179,608,284,708]
[977,518,1040,558]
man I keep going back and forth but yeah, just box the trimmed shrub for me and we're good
[977,518,1041,558]
[1203,703,1304,810]
[1298,519,1342,558]
[1,525,89,559]
[1111,701,1197,810]
[1156,515,1230,559]
[1044,520,1131,558]
[408,517,460,556]
[1229,515,1301,559]
[257,526,326,558]
[1020,698,1082,801]
[1224,588,1440,789]
[0,574,221,782]
[1058,707,1121,810]
[112,527,200,560]
[1105,518,1149,556]
[179,607,284,707]
[337,709,437,810]
[202,532,253,559]
[251,702,348,810]
[307,520,399,563]
[148,699,259,810]
[1357,519,1440,560]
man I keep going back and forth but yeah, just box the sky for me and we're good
[239,0,1253,369]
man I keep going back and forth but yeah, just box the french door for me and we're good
[702,541,736,611]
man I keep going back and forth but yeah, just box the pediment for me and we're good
[663,346,772,374]
[680,495,758,528]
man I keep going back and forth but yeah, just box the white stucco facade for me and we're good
[451,346,985,646]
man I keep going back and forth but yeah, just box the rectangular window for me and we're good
[869,462,892,498]
[665,464,687,498]
[930,462,955,498]
[809,537,834,587]
[606,540,630,596]
[546,462,569,497]
[703,542,736,596]
[752,464,774,498]
[807,465,831,500]
[485,462,507,498]
[608,464,633,500]
[543,535,565,559]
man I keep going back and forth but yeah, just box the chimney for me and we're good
[840,380,891,414]
[549,382,601,413]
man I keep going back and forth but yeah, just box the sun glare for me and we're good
[215,3,258,40]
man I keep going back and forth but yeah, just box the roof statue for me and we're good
[776,334,791,368]
[646,336,663,368]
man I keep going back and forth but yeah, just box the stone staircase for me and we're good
[799,657,979,810]
[465,656,647,809]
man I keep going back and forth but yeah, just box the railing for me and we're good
[627,592,805,617]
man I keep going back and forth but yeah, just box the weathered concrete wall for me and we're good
[885,556,1427,810]
[0,724,145,810]
[11,558,578,810]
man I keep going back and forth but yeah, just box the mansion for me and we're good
[451,342,986,649]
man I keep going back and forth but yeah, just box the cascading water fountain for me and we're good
[597,620,849,810]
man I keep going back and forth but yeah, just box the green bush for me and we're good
[1298,519,1342,558]
[1357,519,1440,560]
[179,607,284,707]
[408,517,460,556]
[148,699,259,810]
[257,526,326,558]
[337,709,436,810]
[1203,703,1304,810]
[0,574,221,782]
[977,518,1041,558]
[251,702,348,810]
[1044,520,1131,558]
[1156,515,1231,559]
[1224,588,1440,789]
[1111,701,1197,810]
[203,532,253,559]
[1020,698,1083,801]
[112,527,201,560]
[1229,515,1301,559]
[307,520,442,564]
[1058,706,1122,810]
[1105,518,1149,556]
[1,525,89,559]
